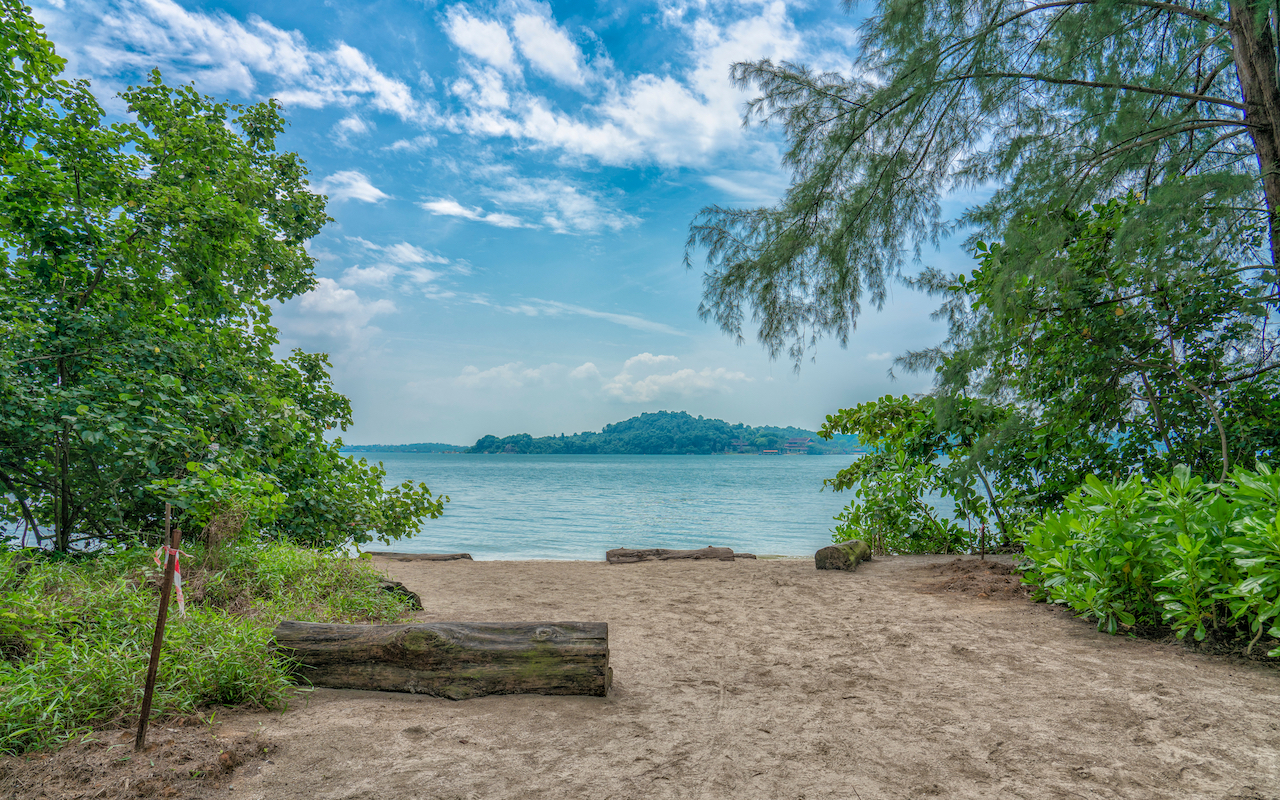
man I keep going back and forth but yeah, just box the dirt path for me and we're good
[217,555,1277,799]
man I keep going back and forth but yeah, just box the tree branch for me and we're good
[944,72,1246,111]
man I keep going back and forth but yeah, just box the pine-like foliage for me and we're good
[687,0,1280,364]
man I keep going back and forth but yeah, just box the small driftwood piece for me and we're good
[273,621,610,699]
[371,552,473,562]
[376,580,423,610]
[606,546,756,564]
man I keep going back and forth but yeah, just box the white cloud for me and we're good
[444,1,804,167]
[486,177,638,234]
[420,198,528,228]
[384,134,438,152]
[512,11,585,86]
[455,361,563,389]
[295,278,396,342]
[341,263,401,286]
[332,114,373,145]
[703,168,789,206]
[866,352,893,361]
[600,353,751,402]
[569,362,601,380]
[407,267,444,284]
[449,353,748,404]
[622,352,680,370]
[450,64,511,109]
[338,240,450,291]
[314,171,391,203]
[443,6,519,75]
[530,301,685,336]
[41,0,432,122]
[465,294,683,335]
[385,242,446,264]
[348,238,448,264]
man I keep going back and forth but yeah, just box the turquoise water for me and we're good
[358,454,869,560]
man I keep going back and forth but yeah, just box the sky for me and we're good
[32,0,979,445]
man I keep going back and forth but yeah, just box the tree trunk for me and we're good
[272,620,611,699]
[55,352,71,553]
[1229,0,1280,267]
[57,419,71,553]
[605,546,756,563]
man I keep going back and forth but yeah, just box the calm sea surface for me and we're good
[357,454,873,560]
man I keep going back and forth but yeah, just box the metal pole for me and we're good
[136,504,180,751]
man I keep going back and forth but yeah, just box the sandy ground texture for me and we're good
[221,554,1279,800]
[8,555,1278,800]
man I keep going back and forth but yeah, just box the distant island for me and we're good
[341,442,465,454]
[342,411,863,456]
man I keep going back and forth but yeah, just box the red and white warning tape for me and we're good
[152,545,191,618]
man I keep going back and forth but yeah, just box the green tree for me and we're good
[0,3,444,551]
[920,196,1280,488]
[686,0,1280,364]
[821,394,1009,554]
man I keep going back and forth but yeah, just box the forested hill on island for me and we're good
[342,411,863,456]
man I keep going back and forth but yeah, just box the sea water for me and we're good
[357,453,951,560]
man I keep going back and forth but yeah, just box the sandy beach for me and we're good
[7,554,1277,799]
[198,554,1276,800]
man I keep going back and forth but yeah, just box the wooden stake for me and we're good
[136,504,180,752]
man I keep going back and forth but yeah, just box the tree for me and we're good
[686,0,1280,366]
[925,195,1280,487]
[0,2,444,551]
[821,394,1010,554]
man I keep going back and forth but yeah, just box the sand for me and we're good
[212,554,1279,800]
[7,555,1277,799]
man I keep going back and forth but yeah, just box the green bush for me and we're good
[830,451,971,555]
[0,543,413,754]
[1021,465,1280,655]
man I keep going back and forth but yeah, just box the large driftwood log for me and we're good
[371,552,473,561]
[606,546,756,563]
[273,621,610,699]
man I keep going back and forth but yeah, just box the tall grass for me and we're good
[0,543,413,754]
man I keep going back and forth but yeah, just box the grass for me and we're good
[0,542,414,755]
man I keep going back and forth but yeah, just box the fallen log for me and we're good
[370,552,473,561]
[606,546,756,563]
[273,621,610,699]
[815,541,872,571]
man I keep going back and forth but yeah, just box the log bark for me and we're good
[606,546,756,563]
[371,552,473,561]
[815,541,871,571]
[273,621,610,699]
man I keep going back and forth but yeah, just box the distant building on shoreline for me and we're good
[783,437,813,454]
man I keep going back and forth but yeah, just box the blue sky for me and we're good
[34,0,975,445]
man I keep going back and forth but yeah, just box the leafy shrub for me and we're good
[0,543,413,754]
[1021,465,1280,655]
[831,450,971,555]
[822,395,1008,555]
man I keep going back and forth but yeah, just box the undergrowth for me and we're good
[0,543,412,755]
[1021,464,1280,658]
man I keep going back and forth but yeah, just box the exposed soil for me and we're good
[914,556,1032,600]
[8,554,1279,799]
[0,723,274,799]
